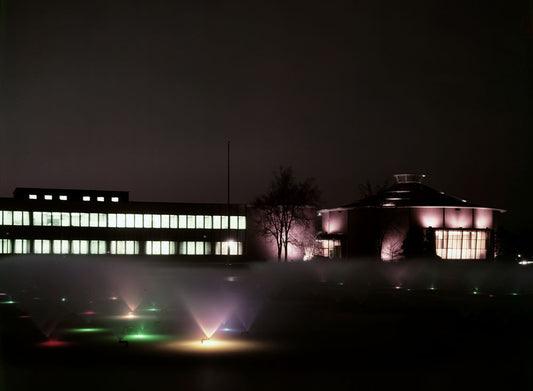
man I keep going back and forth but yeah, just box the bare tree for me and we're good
[254,167,319,261]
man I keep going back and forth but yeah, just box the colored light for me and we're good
[0,300,16,304]
[68,328,106,333]
[61,297,67,302]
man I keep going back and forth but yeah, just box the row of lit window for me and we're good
[0,210,246,230]
[0,239,243,256]
[28,194,120,202]
[435,229,487,260]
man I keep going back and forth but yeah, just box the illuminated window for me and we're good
[204,216,212,229]
[0,239,11,254]
[221,216,228,229]
[13,211,23,226]
[90,240,106,254]
[14,239,30,254]
[59,195,67,201]
[238,216,246,229]
[152,214,161,228]
[143,214,152,228]
[61,212,69,227]
[126,214,135,228]
[146,241,175,255]
[435,229,488,260]
[110,240,139,255]
[33,212,42,226]
[230,216,238,229]
[111,197,119,202]
[52,212,61,226]
[187,215,195,229]
[83,196,90,202]
[3,211,12,225]
[213,216,221,229]
[90,213,99,227]
[29,194,37,200]
[215,241,242,255]
[196,215,204,229]
[108,214,117,228]
[45,195,53,200]
[170,215,178,229]
[99,213,107,227]
[70,213,80,227]
[34,239,51,254]
[80,213,89,227]
[43,212,52,226]
[117,214,126,228]
[161,215,170,228]
[178,215,187,229]
[53,240,69,254]
[97,197,104,202]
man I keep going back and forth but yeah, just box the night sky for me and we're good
[0,0,531,232]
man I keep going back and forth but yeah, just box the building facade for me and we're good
[317,174,506,261]
[0,188,248,259]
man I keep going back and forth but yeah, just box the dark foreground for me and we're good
[1,259,533,390]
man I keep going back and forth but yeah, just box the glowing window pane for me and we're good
[31,212,41,226]
[34,240,43,254]
[230,216,238,229]
[99,241,106,254]
[80,213,89,227]
[161,215,169,228]
[195,216,204,229]
[170,215,178,229]
[126,214,135,228]
[90,213,99,227]
[178,215,187,229]
[161,241,170,255]
[97,197,104,202]
[83,196,90,202]
[146,241,152,255]
[14,239,30,254]
[90,240,99,254]
[29,194,37,200]
[111,197,119,202]
[153,241,161,255]
[53,240,69,254]
[80,240,89,254]
[221,216,228,229]
[13,211,23,226]
[238,216,246,229]
[187,215,195,229]
[195,241,204,255]
[99,213,107,227]
[45,195,53,200]
[152,215,161,229]
[61,212,70,227]
[213,216,221,229]
[134,214,143,228]
[108,214,117,228]
[205,242,211,255]
[42,240,50,254]
[59,195,67,201]
[143,214,152,228]
[117,214,126,228]
[0,239,11,254]
[71,241,80,254]
[187,241,195,255]
[69,213,79,227]
[125,241,138,254]
[2,211,12,225]
[52,212,61,226]
[204,216,212,229]
[42,212,51,226]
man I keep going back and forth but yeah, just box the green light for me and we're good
[337,282,344,286]
[68,328,106,333]
[0,300,15,304]
[144,308,160,312]
[429,286,435,291]
[61,297,67,302]
[472,291,478,295]
[122,334,169,342]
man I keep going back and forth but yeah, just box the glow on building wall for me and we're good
[435,229,488,260]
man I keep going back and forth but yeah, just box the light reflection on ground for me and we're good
[163,337,270,354]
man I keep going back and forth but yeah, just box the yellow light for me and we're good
[163,338,271,354]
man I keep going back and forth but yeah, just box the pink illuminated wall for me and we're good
[444,208,473,228]
[320,210,348,234]
[474,208,493,229]
[412,208,443,228]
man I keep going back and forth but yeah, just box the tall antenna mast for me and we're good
[227,140,230,256]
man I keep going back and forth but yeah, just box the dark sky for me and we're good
[0,0,531,231]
